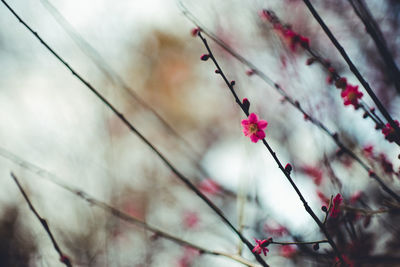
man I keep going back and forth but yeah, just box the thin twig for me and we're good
[301,0,400,145]
[342,205,399,216]
[270,239,328,245]
[0,2,267,265]
[197,31,345,264]
[10,172,72,267]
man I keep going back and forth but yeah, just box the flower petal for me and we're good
[248,113,258,123]
[250,134,259,143]
[241,119,250,127]
[256,130,266,140]
[257,120,268,130]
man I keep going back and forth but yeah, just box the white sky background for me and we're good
[0,0,400,266]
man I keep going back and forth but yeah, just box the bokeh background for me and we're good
[0,0,399,266]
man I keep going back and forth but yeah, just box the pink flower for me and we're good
[382,120,400,143]
[280,245,297,258]
[350,191,363,204]
[182,211,199,229]
[177,247,199,267]
[263,224,288,237]
[341,84,363,108]
[330,193,343,218]
[363,145,374,157]
[199,178,220,195]
[379,153,394,173]
[252,238,270,256]
[241,113,268,143]
[317,190,329,205]
[301,165,323,186]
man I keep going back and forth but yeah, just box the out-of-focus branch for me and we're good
[197,31,345,264]
[301,0,400,145]
[10,172,72,267]
[0,2,267,265]
[348,0,400,95]
[270,239,328,246]
[8,160,259,267]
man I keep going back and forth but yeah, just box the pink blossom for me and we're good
[363,145,374,157]
[302,165,323,185]
[330,193,343,218]
[317,190,329,205]
[263,224,288,237]
[350,191,363,204]
[341,84,363,108]
[198,178,220,195]
[379,153,394,173]
[241,113,268,143]
[382,120,400,143]
[280,245,297,258]
[182,211,199,229]
[177,247,199,267]
[252,238,270,256]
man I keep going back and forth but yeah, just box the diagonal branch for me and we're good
[10,172,72,267]
[0,1,267,265]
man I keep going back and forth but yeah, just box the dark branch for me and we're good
[10,172,72,267]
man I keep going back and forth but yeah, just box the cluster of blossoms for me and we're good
[259,9,309,52]
[256,10,400,146]
[258,11,364,111]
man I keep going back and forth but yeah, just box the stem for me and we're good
[197,32,345,264]
[10,173,72,267]
[0,1,267,265]
[270,239,328,245]
[302,0,400,146]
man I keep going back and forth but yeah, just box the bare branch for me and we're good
[10,172,72,267]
